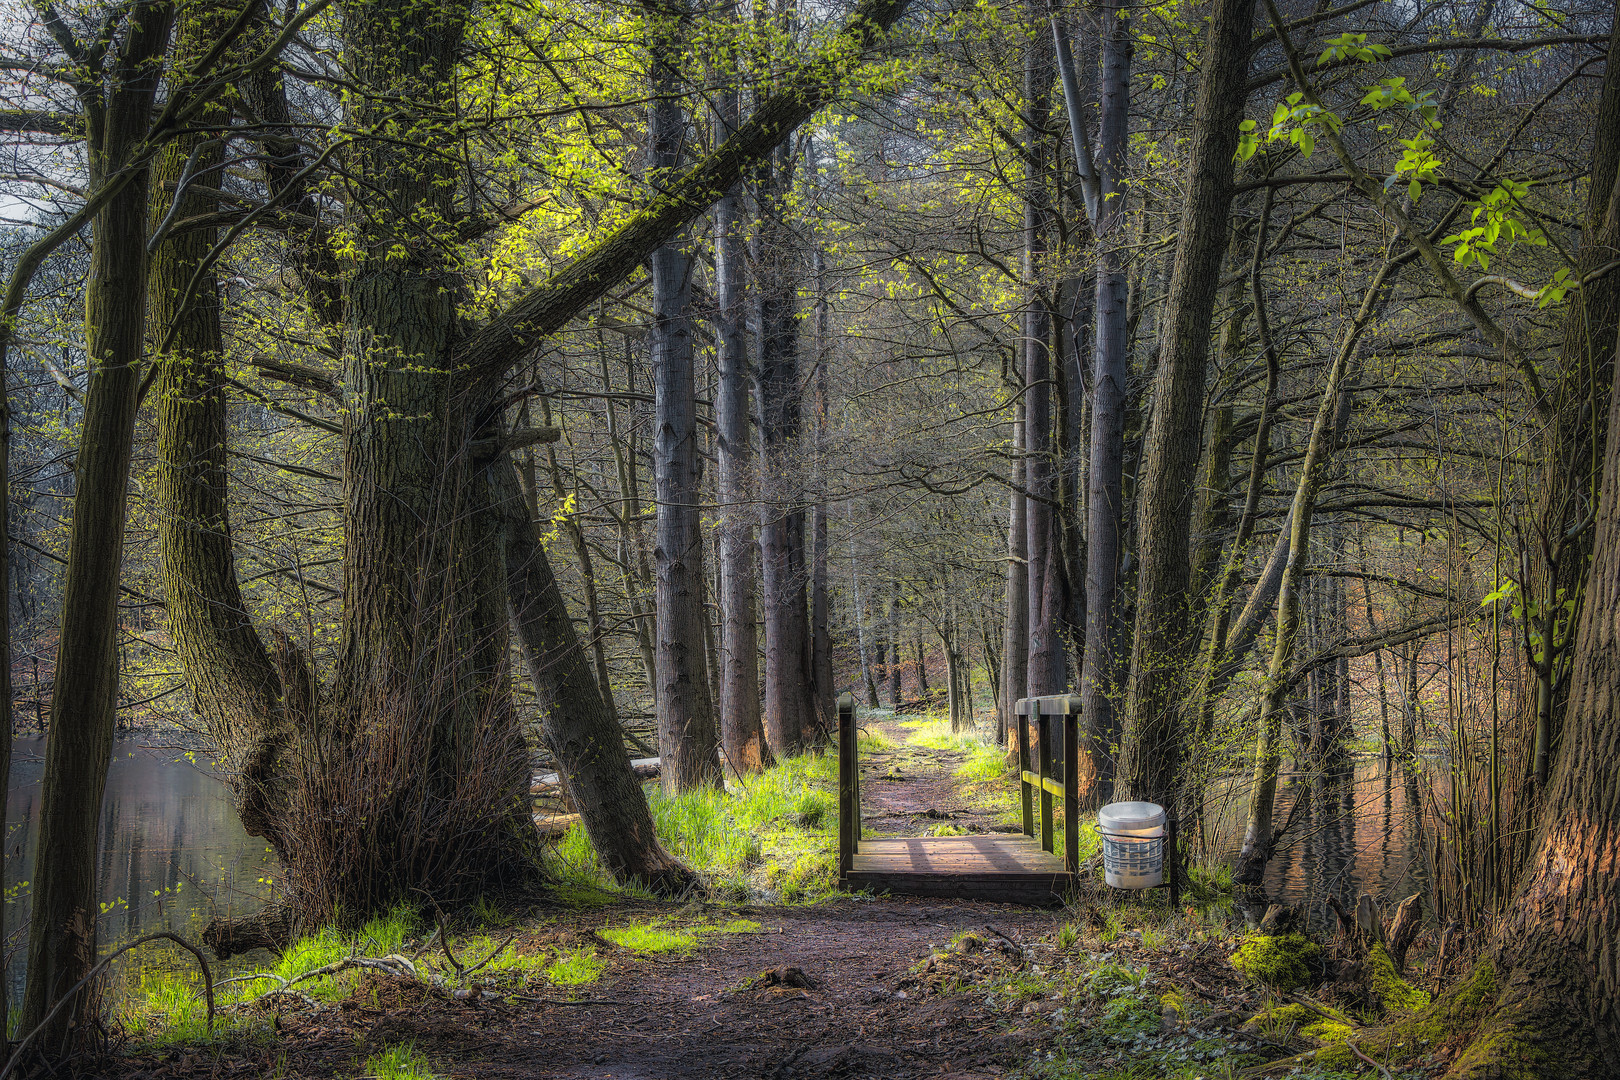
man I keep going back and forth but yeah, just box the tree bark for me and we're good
[1079,0,1132,802]
[22,0,171,1044]
[1000,402,1028,738]
[1235,259,1393,885]
[755,144,813,756]
[1442,321,1620,1076]
[648,0,722,792]
[496,455,696,894]
[150,13,288,850]
[1525,15,1620,789]
[1117,0,1255,803]
[713,85,769,772]
[1023,12,1064,699]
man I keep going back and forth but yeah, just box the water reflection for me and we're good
[4,737,274,998]
[1207,757,1439,932]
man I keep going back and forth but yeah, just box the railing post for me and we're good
[838,693,856,873]
[1063,697,1079,873]
[1017,698,1033,837]
[1038,702,1053,854]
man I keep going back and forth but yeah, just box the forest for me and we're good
[0,0,1615,1073]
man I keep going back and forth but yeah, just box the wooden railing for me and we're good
[1016,694,1083,873]
[838,692,859,874]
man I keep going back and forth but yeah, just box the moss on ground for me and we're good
[1367,942,1431,1013]
[1230,932,1321,993]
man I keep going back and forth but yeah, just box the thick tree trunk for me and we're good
[1525,19,1620,789]
[1442,337,1620,1079]
[1116,0,1254,803]
[1078,0,1130,801]
[648,3,722,792]
[151,84,289,847]
[22,1,169,1043]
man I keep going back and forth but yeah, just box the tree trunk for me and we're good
[1000,402,1028,732]
[810,246,836,730]
[1524,15,1620,792]
[150,46,289,852]
[755,150,812,756]
[1116,0,1255,803]
[1023,11,1063,699]
[711,92,768,773]
[496,455,696,894]
[22,1,170,1044]
[1441,326,1620,1078]
[1235,259,1393,885]
[649,2,722,792]
[1079,0,1130,801]
[852,525,881,707]
[887,597,903,705]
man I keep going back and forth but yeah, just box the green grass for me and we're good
[954,742,1011,782]
[542,751,847,904]
[546,946,604,986]
[600,921,700,954]
[362,1043,442,1079]
[905,716,988,751]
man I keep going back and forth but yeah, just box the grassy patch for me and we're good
[905,716,986,751]
[363,1043,442,1079]
[546,946,604,986]
[954,742,1010,781]
[600,921,700,954]
[542,751,847,904]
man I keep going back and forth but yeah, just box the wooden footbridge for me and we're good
[836,693,1088,905]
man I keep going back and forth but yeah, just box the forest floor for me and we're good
[89,712,1439,1080]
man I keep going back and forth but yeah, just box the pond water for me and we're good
[1205,756,1439,931]
[4,736,275,1000]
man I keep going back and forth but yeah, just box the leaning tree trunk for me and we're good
[496,455,696,894]
[1116,0,1255,803]
[648,0,722,792]
[1235,258,1392,885]
[21,0,169,1045]
[150,17,287,852]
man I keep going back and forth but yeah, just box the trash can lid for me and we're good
[1098,801,1165,831]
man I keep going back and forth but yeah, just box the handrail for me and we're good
[1016,694,1083,873]
[838,692,858,873]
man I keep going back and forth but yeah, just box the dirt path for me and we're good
[101,722,1088,1080]
[854,718,1016,838]
[106,898,1067,1080]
